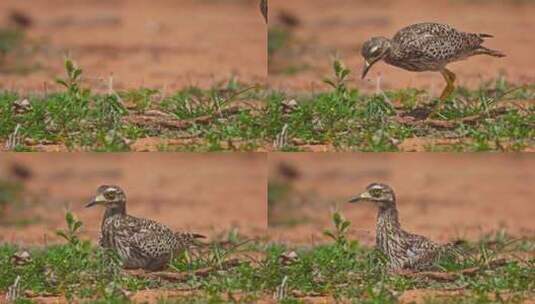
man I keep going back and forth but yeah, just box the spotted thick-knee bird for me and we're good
[361,22,505,108]
[85,185,205,271]
[348,183,459,271]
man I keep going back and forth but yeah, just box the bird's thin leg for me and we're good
[439,68,456,101]
[431,68,456,116]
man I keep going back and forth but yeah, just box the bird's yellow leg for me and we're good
[439,68,456,101]
[431,68,456,116]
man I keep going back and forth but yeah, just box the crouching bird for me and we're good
[348,183,461,271]
[86,185,205,271]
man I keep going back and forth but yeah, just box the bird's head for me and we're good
[348,183,396,208]
[361,37,391,79]
[85,185,126,209]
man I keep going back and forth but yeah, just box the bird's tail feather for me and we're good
[176,232,207,247]
[441,240,469,259]
[433,240,463,258]
[191,233,206,239]
[476,46,506,58]
[478,33,494,39]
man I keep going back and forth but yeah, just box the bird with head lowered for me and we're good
[361,22,505,110]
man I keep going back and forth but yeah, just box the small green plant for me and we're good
[323,59,352,97]
[323,210,353,250]
[55,58,88,102]
[50,58,91,133]
[56,211,83,246]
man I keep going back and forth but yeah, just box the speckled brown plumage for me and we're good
[348,183,455,271]
[86,185,204,271]
[361,22,505,102]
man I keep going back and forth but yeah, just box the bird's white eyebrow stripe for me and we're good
[370,45,379,53]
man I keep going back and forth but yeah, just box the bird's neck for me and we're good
[376,204,402,252]
[377,205,401,229]
[384,41,402,62]
[385,39,395,51]
[103,202,126,219]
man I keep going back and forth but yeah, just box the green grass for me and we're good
[262,60,535,152]
[0,59,267,151]
[0,59,534,151]
[1,211,534,303]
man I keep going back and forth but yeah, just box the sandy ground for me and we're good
[269,0,535,92]
[0,0,266,92]
[268,153,535,245]
[0,153,267,245]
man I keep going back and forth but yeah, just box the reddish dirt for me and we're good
[268,153,535,245]
[269,0,535,92]
[0,292,330,304]
[1,290,532,304]
[0,153,267,245]
[0,0,266,92]
[399,290,535,304]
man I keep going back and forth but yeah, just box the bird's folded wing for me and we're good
[402,37,460,62]
[127,228,172,259]
[394,23,456,44]
[405,234,441,267]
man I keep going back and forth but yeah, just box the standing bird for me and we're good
[348,183,456,271]
[361,22,505,107]
[85,185,205,271]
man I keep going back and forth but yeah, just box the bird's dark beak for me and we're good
[361,60,373,79]
[348,190,372,203]
[85,194,105,208]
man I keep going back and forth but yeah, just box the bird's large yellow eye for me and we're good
[370,188,382,197]
[104,191,116,200]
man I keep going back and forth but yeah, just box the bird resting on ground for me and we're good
[361,22,505,108]
[348,183,458,271]
[86,185,205,271]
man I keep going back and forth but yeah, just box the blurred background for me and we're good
[269,0,535,91]
[268,153,535,245]
[0,0,266,91]
[0,153,267,245]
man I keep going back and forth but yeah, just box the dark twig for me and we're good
[400,258,508,282]
[127,258,242,282]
